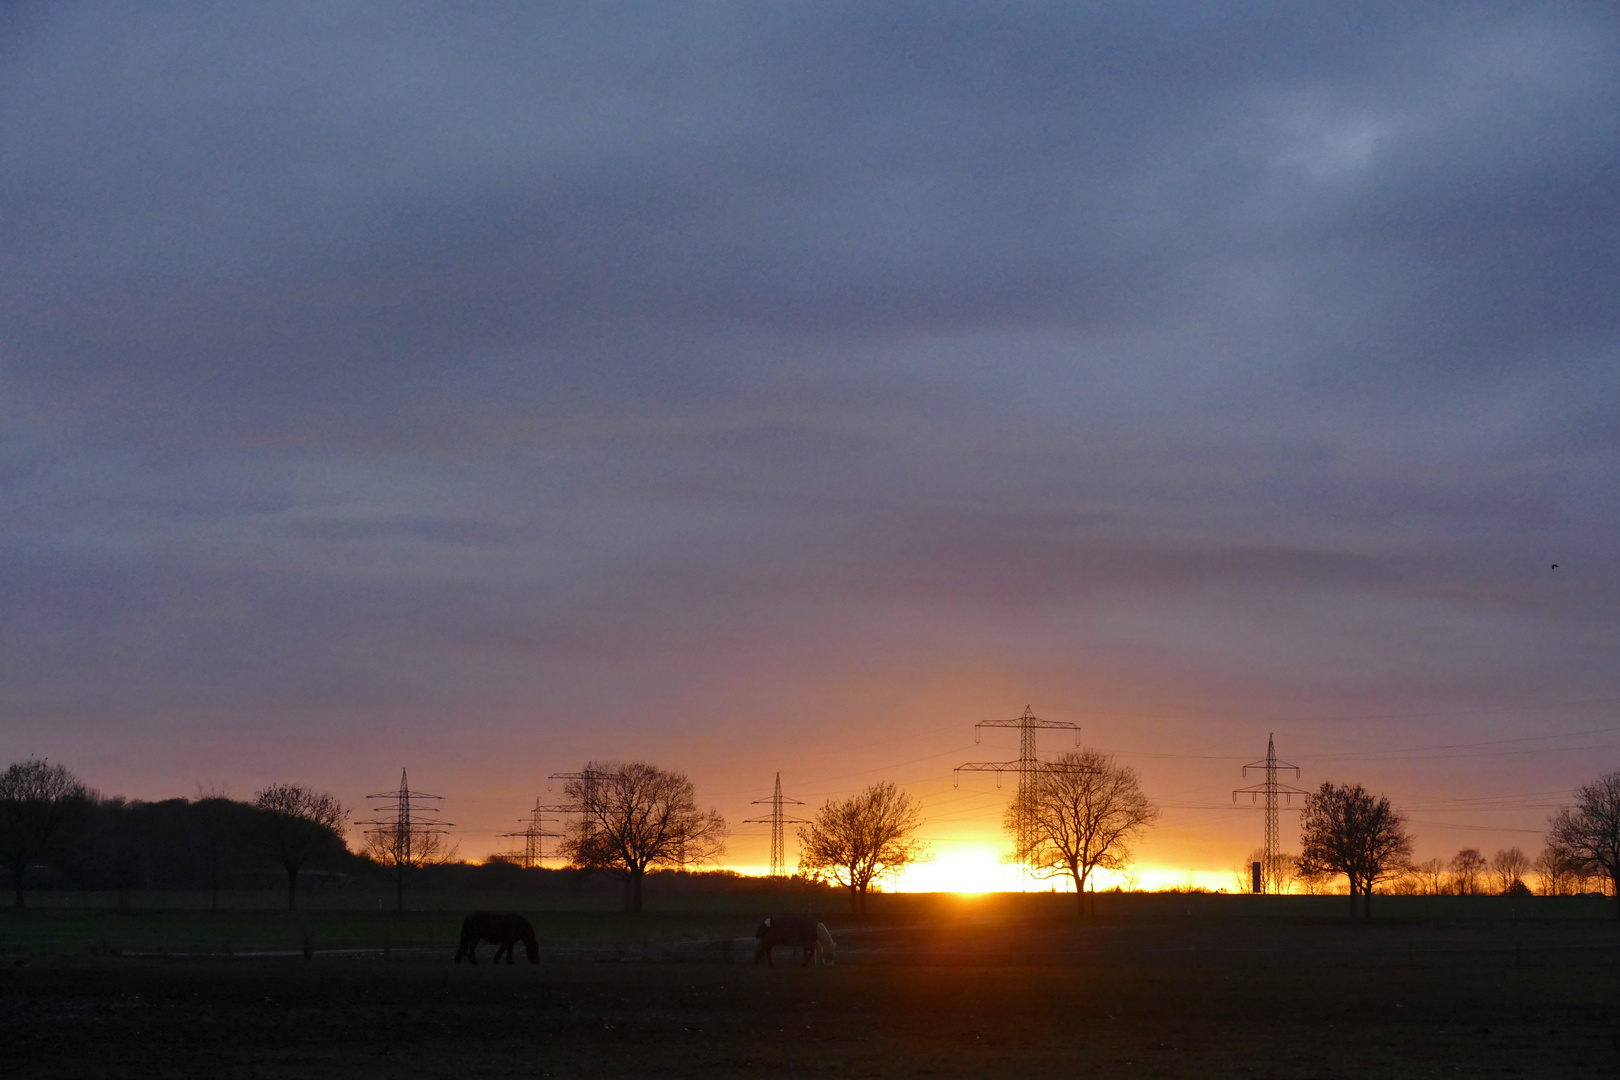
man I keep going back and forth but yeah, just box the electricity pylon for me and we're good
[499,798,561,868]
[359,769,452,910]
[1232,733,1306,894]
[744,773,808,878]
[954,706,1082,880]
[548,768,606,817]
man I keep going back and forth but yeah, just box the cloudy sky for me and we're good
[3,2,1617,881]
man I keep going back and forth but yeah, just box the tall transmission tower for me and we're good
[743,773,808,878]
[548,768,606,818]
[359,769,452,909]
[1232,733,1306,894]
[955,706,1082,879]
[499,798,561,869]
[546,768,610,863]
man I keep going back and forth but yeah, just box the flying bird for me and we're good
[1551,564,1559,570]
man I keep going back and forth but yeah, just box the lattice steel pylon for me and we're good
[744,772,808,878]
[1232,734,1306,894]
[954,706,1081,880]
[359,769,452,910]
[499,798,561,869]
[548,769,606,816]
[546,767,611,864]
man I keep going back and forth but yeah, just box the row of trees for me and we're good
[0,751,1162,918]
[13,753,1620,920]
[1396,847,1534,896]
[0,760,349,909]
[1293,773,1620,918]
[1252,844,1553,896]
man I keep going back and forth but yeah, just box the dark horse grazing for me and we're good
[754,914,835,967]
[455,912,539,965]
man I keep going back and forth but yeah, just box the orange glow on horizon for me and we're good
[717,851,1237,895]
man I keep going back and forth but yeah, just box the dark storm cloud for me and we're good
[8,2,1613,441]
[2,0,1619,846]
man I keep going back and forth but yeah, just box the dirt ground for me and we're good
[3,915,1618,1078]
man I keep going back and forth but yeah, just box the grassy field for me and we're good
[3,895,1618,1077]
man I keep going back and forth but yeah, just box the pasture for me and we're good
[3,894,1619,1077]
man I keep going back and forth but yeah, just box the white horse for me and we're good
[814,922,836,966]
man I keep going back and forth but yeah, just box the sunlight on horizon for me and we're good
[718,855,1237,895]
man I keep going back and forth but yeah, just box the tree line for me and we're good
[554,751,1160,916]
[1286,773,1620,918]
[0,761,349,909]
[7,751,1620,919]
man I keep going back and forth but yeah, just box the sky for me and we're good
[3,2,1619,887]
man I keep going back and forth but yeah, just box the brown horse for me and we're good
[455,911,539,964]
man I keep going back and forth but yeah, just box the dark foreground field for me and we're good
[4,903,1620,1078]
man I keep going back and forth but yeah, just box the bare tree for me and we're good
[1009,750,1158,916]
[1490,846,1532,895]
[1297,781,1412,919]
[1532,844,1587,896]
[1232,850,1263,894]
[1410,856,1448,896]
[364,819,453,911]
[1548,771,1620,918]
[252,785,347,910]
[561,761,727,913]
[1294,861,1336,895]
[1384,865,1422,896]
[1449,848,1487,895]
[798,781,927,913]
[0,760,89,908]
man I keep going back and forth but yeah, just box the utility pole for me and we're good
[1232,734,1306,894]
[359,769,452,910]
[954,706,1082,880]
[743,773,808,878]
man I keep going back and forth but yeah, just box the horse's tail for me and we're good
[815,922,835,966]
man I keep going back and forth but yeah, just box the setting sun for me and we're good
[891,845,1020,893]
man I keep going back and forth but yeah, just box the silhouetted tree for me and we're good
[0,760,89,908]
[1410,856,1448,896]
[1009,750,1158,916]
[1490,846,1531,895]
[1297,781,1412,919]
[1382,862,1422,895]
[364,814,453,912]
[1294,861,1335,895]
[1548,771,1620,917]
[252,785,347,910]
[1532,844,1591,896]
[85,796,148,908]
[1448,848,1486,895]
[191,794,245,910]
[560,762,727,913]
[798,781,927,914]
